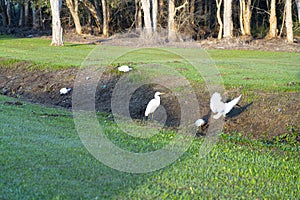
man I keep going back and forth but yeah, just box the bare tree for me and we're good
[18,3,23,26]
[141,0,152,35]
[285,0,293,42]
[239,0,252,36]
[101,0,109,37]
[168,0,176,40]
[80,0,102,33]
[216,0,223,39]
[6,0,11,26]
[223,0,233,38]
[168,0,188,41]
[50,0,64,46]
[265,0,277,39]
[66,0,82,34]
[296,0,300,22]
[24,0,29,26]
[152,0,158,32]
[158,0,164,24]
[0,0,8,26]
[135,0,142,30]
[32,5,39,29]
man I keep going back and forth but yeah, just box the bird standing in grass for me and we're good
[117,65,133,72]
[210,92,242,119]
[145,92,165,120]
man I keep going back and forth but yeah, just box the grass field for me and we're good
[0,94,299,199]
[0,36,299,199]
[0,35,299,91]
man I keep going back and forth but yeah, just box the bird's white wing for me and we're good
[224,94,242,114]
[145,99,160,116]
[117,66,126,72]
[210,92,225,113]
[213,112,223,119]
[118,65,132,72]
[60,88,70,95]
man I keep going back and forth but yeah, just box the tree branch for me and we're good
[175,0,188,13]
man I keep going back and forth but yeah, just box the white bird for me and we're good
[117,65,133,72]
[195,118,206,127]
[59,87,72,95]
[210,92,242,119]
[145,92,165,120]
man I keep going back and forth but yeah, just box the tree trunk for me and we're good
[265,0,277,39]
[199,0,203,16]
[135,0,142,30]
[190,0,195,27]
[216,0,223,39]
[239,0,245,35]
[168,0,176,40]
[158,0,164,25]
[204,0,208,26]
[243,0,251,35]
[0,0,8,26]
[285,0,293,42]
[168,0,188,41]
[66,0,82,34]
[207,0,212,30]
[141,0,152,35]
[101,0,109,37]
[239,0,252,36]
[6,0,11,26]
[50,0,64,46]
[32,6,39,29]
[223,0,233,38]
[152,0,158,32]
[24,0,29,27]
[18,3,24,26]
[296,0,300,23]
[80,0,102,33]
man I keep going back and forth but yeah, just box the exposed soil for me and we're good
[0,60,299,139]
[0,29,299,139]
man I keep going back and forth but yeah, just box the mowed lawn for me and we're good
[0,35,299,91]
[0,94,299,199]
[0,36,299,199]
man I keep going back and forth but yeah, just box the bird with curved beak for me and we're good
[145,92,165,120]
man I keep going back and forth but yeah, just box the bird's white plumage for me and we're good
[145,92,164,117]
[224,94,242,114]
[60,87,72,95]
[195,118,206,127]
[117,65,133,72]
[210,92,242,119]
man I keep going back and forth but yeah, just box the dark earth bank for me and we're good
[0,62,299,140]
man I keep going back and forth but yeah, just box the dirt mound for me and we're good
[0,62,299,139]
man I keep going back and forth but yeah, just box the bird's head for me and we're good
[155,92,165,96]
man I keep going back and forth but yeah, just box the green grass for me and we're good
[0,36,299,91]
[0,95,299,199]
[0,35,95,68]
[0,36,299,198]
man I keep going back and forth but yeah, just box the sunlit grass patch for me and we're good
[1,95,299,199]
